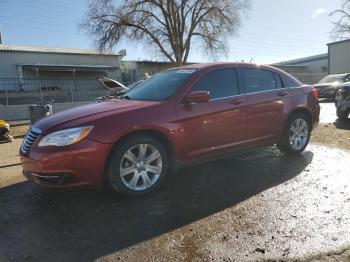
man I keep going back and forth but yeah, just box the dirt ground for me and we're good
[1,103,350,262]
[10,125,29,139]
[311,122,350,151]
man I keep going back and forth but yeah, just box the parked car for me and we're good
[314,73,350,99]
[95,77,142,102]
[335,81,350,119]
[20,63,320,196]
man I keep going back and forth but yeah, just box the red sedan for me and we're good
[20,63,320,196]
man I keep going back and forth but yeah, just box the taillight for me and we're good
[311,87,318,100]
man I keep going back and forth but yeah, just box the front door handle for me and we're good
[277,91,288,97]
[230,99,244,105]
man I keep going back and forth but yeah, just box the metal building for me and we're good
[328,39,350,74]
[273,53,328,84]
[0,44,124,104]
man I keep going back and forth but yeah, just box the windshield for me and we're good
[123,69,197,101]
[126,81,142,90]
[319,74,346,84]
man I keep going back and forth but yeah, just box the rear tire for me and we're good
[105,135,168,196]
[277,113,311,155]
[336,108,349,120]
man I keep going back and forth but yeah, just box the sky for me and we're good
[0,0,343,64]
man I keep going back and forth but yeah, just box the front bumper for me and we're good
[20,138,112,189]
[318,90,337,99]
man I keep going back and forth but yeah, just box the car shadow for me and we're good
[0,147,314,261]
[334,118,350,130]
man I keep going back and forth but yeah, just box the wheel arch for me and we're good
[106,128,177,172]
[278,107,313,142]
[287,107,313,126]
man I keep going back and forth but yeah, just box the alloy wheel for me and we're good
[289,118,309,151]
[119,144,162,191]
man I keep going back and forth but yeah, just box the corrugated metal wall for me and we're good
[0,51,122,79]
[329,41,350,74]
[0,51,123,94]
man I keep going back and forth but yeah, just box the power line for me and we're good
[25,0,84,11]
[0,15,75,28]
[0,22,78,34]
[0,8,79,24]
[1,0,81,17]
[0,15,326,52]
[0,24,325,56]
[230,40,326,52]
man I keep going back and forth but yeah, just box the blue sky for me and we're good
[0,0,343,64]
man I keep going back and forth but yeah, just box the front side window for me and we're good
[191,68,238,99]
[124,69,196,101]
[241,68,279,93]
[283,75,302,87]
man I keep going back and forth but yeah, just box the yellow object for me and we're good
[0,120,10,129]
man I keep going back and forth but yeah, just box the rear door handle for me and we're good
[230,99,244,105]
[277,91,288,97]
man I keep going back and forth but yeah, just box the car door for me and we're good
[176,67,248,161]
[237,67,292,144]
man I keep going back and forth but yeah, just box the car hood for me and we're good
[314,83,340,90]
[34,100,160,134]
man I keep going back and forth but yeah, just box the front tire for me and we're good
[105,135,168,196]
[336,108,349,120]
[277,113,311,155]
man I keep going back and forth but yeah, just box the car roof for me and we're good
[172,62,302,85]
[171,62,284,73]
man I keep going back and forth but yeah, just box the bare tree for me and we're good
[331,0,350,40]
[82,0,250,65]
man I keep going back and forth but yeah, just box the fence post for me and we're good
[35,68,43,103]
[39,85,43,103]
[5,87,8,106]
[70,84,74,102]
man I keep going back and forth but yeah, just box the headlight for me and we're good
[38,126,94,147]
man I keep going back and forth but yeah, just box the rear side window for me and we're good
[283,75,302,87]
[241,68,278,93]
[191,68,239,99]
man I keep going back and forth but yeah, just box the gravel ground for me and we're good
[0,102,349,262]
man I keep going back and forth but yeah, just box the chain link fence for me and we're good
[0,78,116,106]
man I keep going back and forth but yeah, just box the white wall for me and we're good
[329,41,350,74]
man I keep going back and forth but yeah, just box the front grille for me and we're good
[20,127,41,154]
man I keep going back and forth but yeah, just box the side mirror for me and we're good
[185,91,209,104]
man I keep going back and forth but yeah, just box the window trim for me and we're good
[273,72,285,89]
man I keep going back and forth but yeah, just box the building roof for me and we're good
[327,38,350,46]
[21,64,119,71]
[0,44,122,56]
[273,53,328,66]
